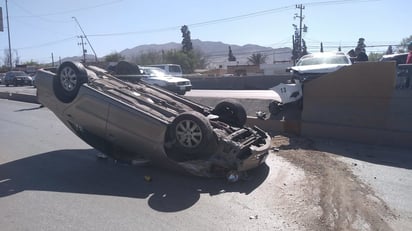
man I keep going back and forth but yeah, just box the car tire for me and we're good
[212,99,247,127]
[53,61,88,103]
[170,111,215,157]
[269,101,282,115]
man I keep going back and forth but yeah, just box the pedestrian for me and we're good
[406,42,412,64]
[355,47,368,62]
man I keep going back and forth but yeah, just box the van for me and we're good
[148,64,183,77]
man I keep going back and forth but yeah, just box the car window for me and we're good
[169,65,181,73]
[15,71,28,76]
[142,67,167,76]
[297,55,350,66]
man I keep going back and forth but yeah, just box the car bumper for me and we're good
[164,85,192,93]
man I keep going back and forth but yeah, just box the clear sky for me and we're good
[0,0,409,64]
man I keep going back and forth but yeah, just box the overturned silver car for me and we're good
[36,61,271,181]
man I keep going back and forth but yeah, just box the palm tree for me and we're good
[247,53,267,65]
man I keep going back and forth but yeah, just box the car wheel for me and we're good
[177,90,186,95]
[269,101,282,115]
[53,61,88,103]
[212,99,247,127]
[170,111,214,157]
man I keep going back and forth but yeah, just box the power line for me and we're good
[87,0,380,38]
[10,0,123,18]
[15,36,76,50]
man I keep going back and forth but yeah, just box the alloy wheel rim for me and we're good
[175,120,202,148]
[60,67,77,92]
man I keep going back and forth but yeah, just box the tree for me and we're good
[181,25,193,53]
[302,39,308,56]
[368,52,383,61]
[228,46,236,61]
[104,52,125,62]
[400,35,412,51]
[247,53,267,65]
[131,50,162,65]
[131,49,207,74]
[21,60,39,66]
[3,49,20,69]
[163,49,207,74]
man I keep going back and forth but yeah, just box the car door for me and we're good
[105,101,168,158]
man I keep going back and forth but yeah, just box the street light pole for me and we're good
[6,0,12,70]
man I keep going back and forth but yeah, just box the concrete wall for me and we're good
[187,75,291,90]
[301,62,412,148]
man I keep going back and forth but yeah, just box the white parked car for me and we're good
[140,66,192,95]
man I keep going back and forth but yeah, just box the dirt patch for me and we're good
[271,135,395,231]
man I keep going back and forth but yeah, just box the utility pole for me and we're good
[5,0,12,70]
[292,4,308,64]
[77,35,87,63]
[72,17,98,62]
[296,4,304,53]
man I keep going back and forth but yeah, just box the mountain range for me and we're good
[119,39,292,68]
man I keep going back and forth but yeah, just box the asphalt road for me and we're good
[1,91,412,230]
[0,99,292,231]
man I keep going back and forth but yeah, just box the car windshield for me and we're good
[297,54,350,66]
[142,68,167,77]
[7,71,28,77]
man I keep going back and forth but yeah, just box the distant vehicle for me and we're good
[380,53,411,89]
[0,73,5,84]
[35,61,271,182]
[148,64,183,77]
[4,71,33,87]
[380,53,408,65]
[289,52,352,82]
[140,66,192,95]
[33,67,57,88]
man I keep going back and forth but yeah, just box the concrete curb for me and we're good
[0,92,39,104]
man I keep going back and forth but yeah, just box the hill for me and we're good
[119,39,292,68]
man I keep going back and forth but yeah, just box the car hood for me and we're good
[291,63,350,74]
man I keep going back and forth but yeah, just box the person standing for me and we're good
[406,42,412,64]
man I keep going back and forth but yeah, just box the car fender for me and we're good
[269,82,303,104]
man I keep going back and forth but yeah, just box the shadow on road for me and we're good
[14,105,44,112]
[0,149,269,212]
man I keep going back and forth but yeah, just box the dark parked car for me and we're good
[380,53,408,65]
[4,71,33,87]
[0,73,5,84]
[35,61,271,181]
[380,53,411,89]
